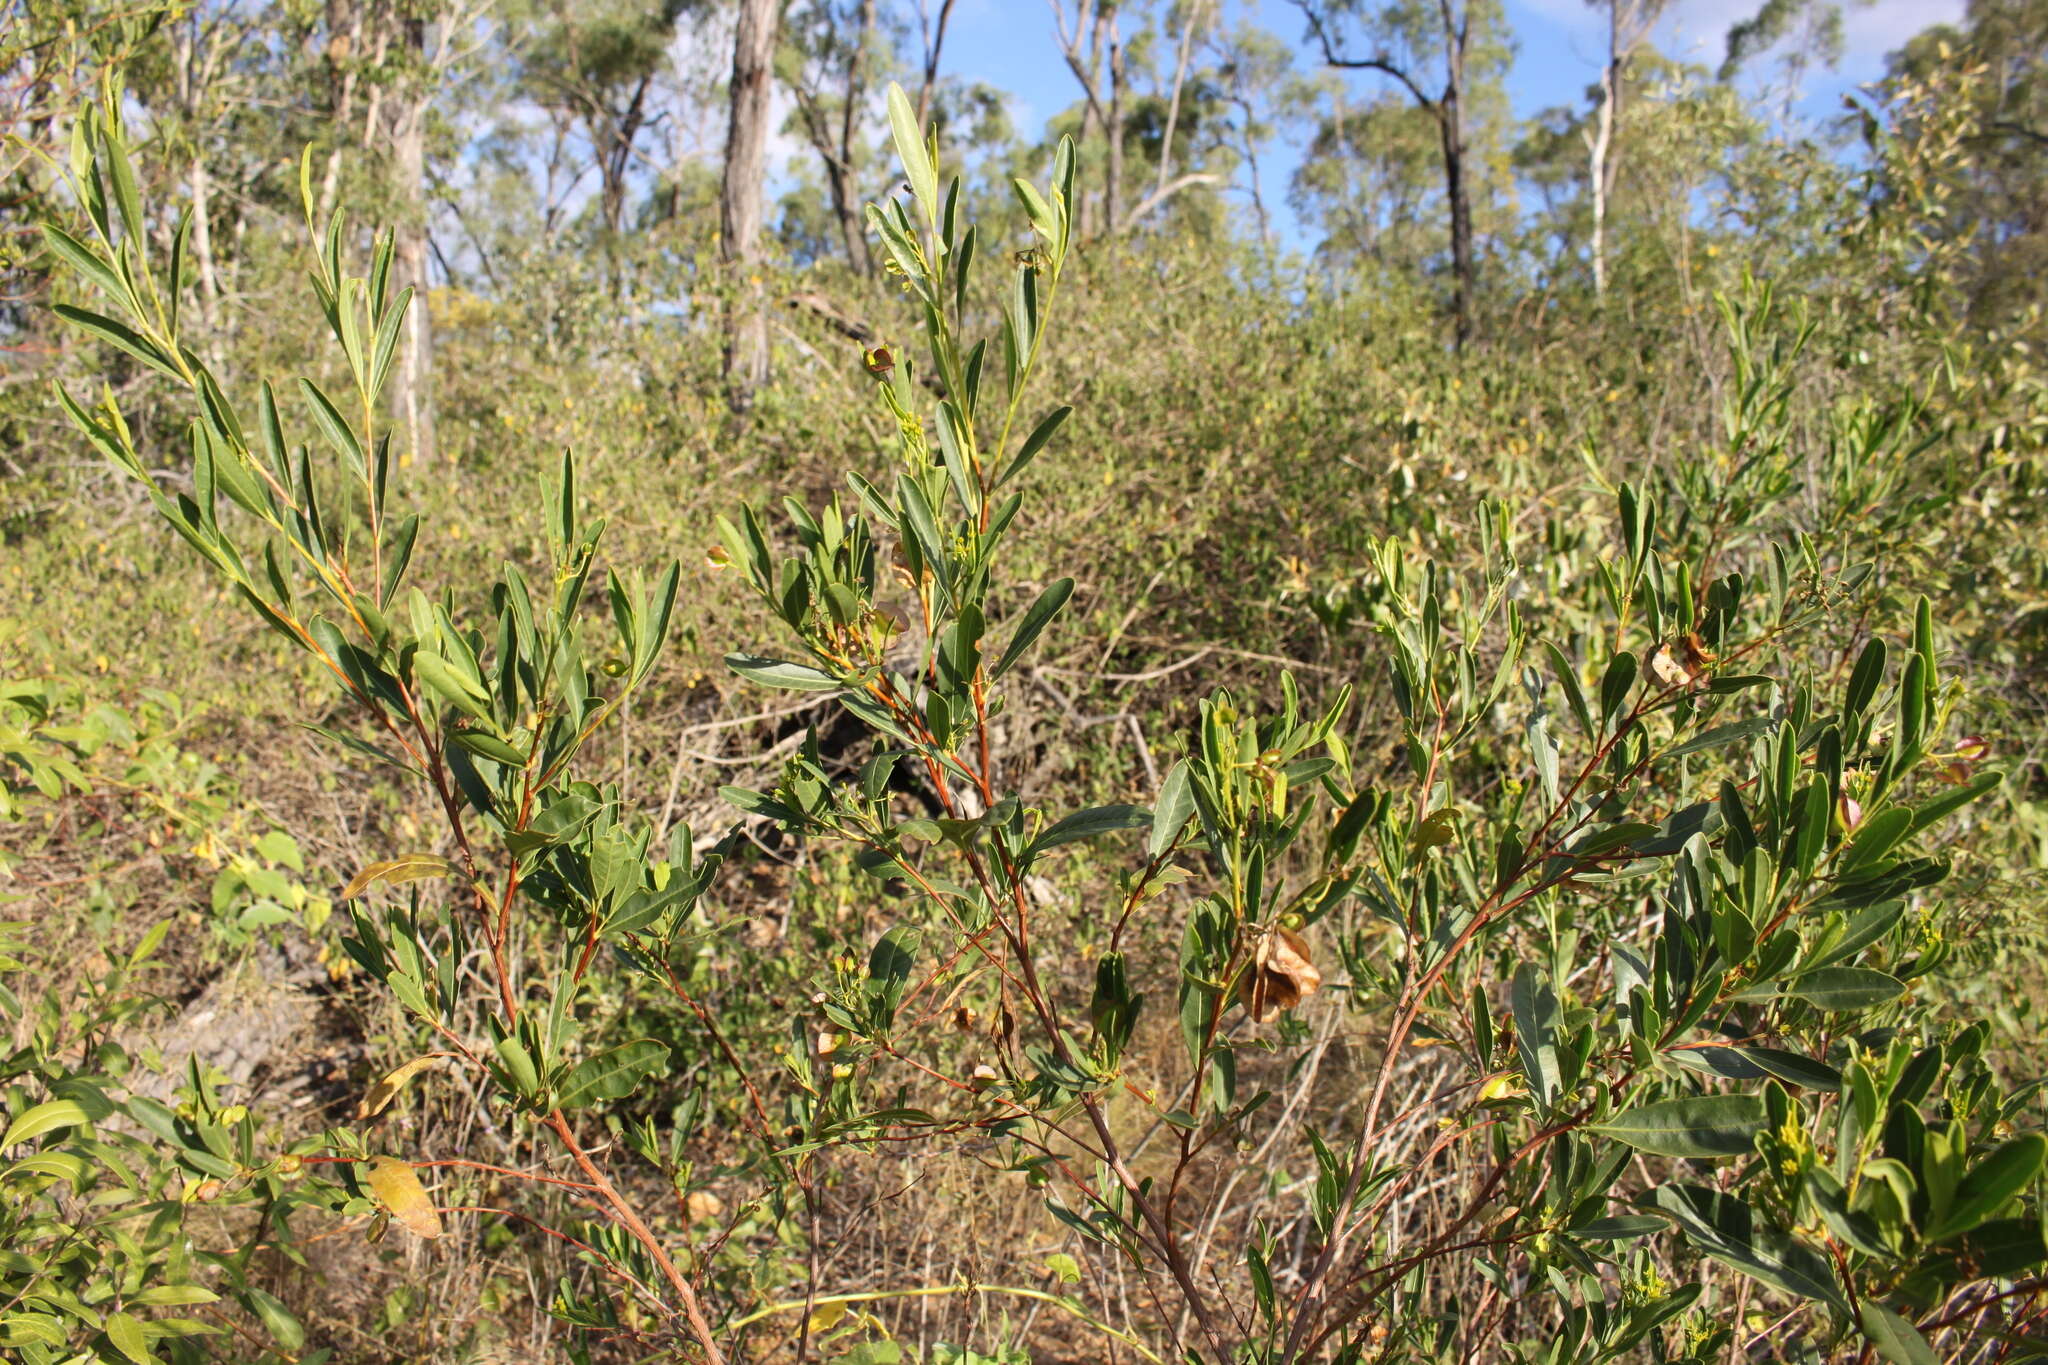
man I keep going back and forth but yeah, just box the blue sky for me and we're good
[935,0,1965,248]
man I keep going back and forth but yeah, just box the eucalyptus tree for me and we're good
[1290,0,1513,348]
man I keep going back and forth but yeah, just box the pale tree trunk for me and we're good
[1105,16,1124,233]
[1155,0,1203,200]
[170,19,221,331]
[318,0,368,221]
[188,159,221,323]
[1587,0,1654,300]
[1588,69,1613,297]
[1087,3,1111,234]
[388,49,436,466]
[721,0,779,404]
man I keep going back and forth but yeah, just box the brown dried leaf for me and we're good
[342,854,456,900]
[1241,928,1322,1023]
[364,1156,443,1239]
[354,1055,443,1121]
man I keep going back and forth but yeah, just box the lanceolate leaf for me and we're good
[1858,1303,1936,1365]
[1149,762,1195,859]
[992,578,1074,679]
[557,1040,669,1110]
[725,653,841,691]
[1025,804,1150,862]
[1591,1095,1765,1157]
[1926,1135,2047,1243]
[342,853,455,900]
[1783,967,1905,1010]
[1653,1184,1847,1311]
[355,1055,444,1120]
[53,303,181,380]
[1,1100,90,1150]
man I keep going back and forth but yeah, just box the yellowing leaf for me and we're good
[354,1055,444,1121]
[342,854,455,900]
[364,1156,443,1239]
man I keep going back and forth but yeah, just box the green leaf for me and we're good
[104,1311,150,1364]
[242,1287,305,1351]
[1783,967,1905,1010]
[1590,1095,1765,1157]
[725,653,841,691]
[1025,804,1150,862]
[1857,1303,1934,1365]
[887,82,938,219]
[299,377,365,476]
[1906,768,2002,837]
[1,1099,89,1149]
[1577,1215,1667,1240]
[1926,1135,2046,1243]
[558,1040,669,1110]
[1740,1047,1843,1092]
[1653,1184,1847,1312]
[1149,762,1195,859]
[411,651,492,721]
[52,304,180,380]
[997,405,1072,488]
[1511,963,1561,1106]
[449,729,528,767]
[40,224,126,302]
[993,578,1074,680]
[1665,715,1780,759]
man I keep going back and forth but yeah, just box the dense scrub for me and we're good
[4,4,2048,1363]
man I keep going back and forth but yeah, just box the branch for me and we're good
[1123,171,1223,227]
[1288,0,1437,111]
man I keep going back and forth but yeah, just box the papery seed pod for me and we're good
[1240,928,1321,1023]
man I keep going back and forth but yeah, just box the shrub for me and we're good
[23,77,2043,1365]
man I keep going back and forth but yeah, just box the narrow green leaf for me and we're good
[1149,762,1195,859]
[725,653,841,691]
[40,223,126,302]
[298,377,365,477]
[1026,804,1150,862]
[997,405,1072,488]
[558,1040,669,1110]
[1783,967,1905,1010]
[1654,1184,1847,1311]
[52,304,180,380]
[992,578,1073,679]
[1590,1095,1765,1157]
[887,82,938,218]
[0,1100,89,1149]
[1857,1303,1934,1365]
[1927,1135,2046,1243]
